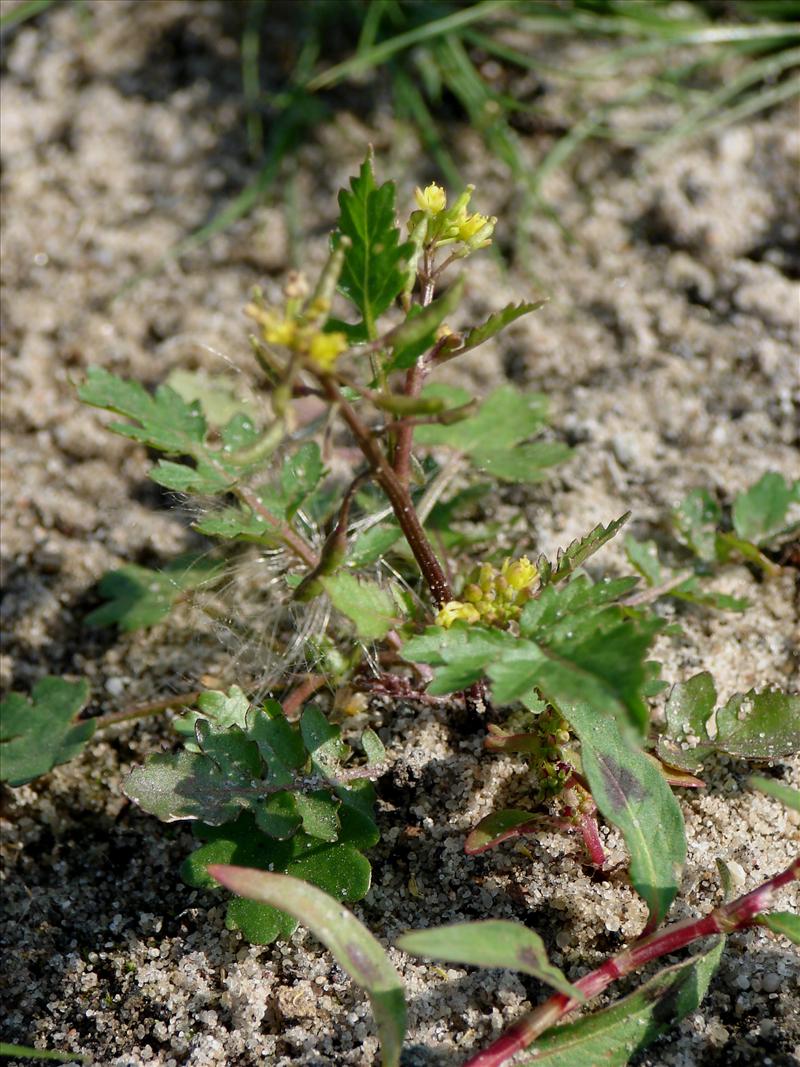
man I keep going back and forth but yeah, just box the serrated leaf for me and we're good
[389,276,465,369]
[403,624,514,697]
[477,442,574,483]
[333,153,413,337]
[194,505,282,543]
[518,939,725,1066]
[538,514,630,586]
[208,868,406,1067]
[166,369,256,428]
[320,572,396,639]
[398,920,581,1000]
[749,776,800,812]
[757,912,800,944]
[732,472,800,545]
[672,489,721,561]
[347,524,403,567]
[458,300,546,355]
[464,809,545,855]
[79,367,208,454]
[86,554,222,632]
[0,677,94,786]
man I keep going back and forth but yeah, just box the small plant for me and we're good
[1,153,798,1064]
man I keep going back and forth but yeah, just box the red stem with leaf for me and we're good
[463,855,800,1067]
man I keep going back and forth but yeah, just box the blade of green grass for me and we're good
[0,0,58,29]
[306,0,513,91]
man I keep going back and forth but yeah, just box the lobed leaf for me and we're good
[208,868,406,1067]
[398,920,581,1000]
[671,489,721,562]
[165,368,256,428]
[658,673,800,771]
[518,940,725,1066]
[321,572,397,639]
[183,808,378,944]
[457,300,546,355]
[732,471,800,546]
[537,514,630,586]
[0,677,94,787]
[333,153,413,337]
[78,367,208,455]
[86,554,222,632]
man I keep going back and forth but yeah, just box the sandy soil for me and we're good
[1,2,798,1065]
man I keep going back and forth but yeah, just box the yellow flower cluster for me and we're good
[251,306,348,373]
[412,182,496,252]
[436,556,539,629]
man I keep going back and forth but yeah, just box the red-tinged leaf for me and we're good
[465,809,548,855]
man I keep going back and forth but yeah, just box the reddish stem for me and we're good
[578,811,607,868]
[281,674,327,719]
[463,855,800,1067]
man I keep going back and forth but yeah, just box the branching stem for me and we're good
[463,855,800,1067]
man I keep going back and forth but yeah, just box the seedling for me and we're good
[1,153,797,1064]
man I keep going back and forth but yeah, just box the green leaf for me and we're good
[732,471,800,545]
[320,572,397,639]
[624,535,663,586]
[518,940,725,1066]
[474,442,574,484]
[149,459,232,495]
[672,489,721,561]
[403,624,514,696]
[86,554,222,632]
[552,695,686,929]
[0,1043,87,1063]
[0,677,94,787]
[193,505,281,543]
[658,674,800,770]
[538,514,630,586]
[715,690,800,759]
[280,442,325,520]
[749,776,800,812]
[625,537,748,613]
[174,685,251,750]
[757,913,800,944]
[415,384,549,456]
[208,868,406,1067]
[465,809,548,854]
[347,524,403,567]
[458,300,546,355]
[78,367,208,455]
[398,920,581,1000]
[389,276,465,369]
[165,369,256,428]
[333,153,413,337]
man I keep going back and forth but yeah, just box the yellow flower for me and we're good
[457,212,489,242]
[308,330,348,372]
[502,556,538,592]
[436,600,481,629]
[260,311,296,347]
[415,182,447,215]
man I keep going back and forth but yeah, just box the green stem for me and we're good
[92,691,202,730]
